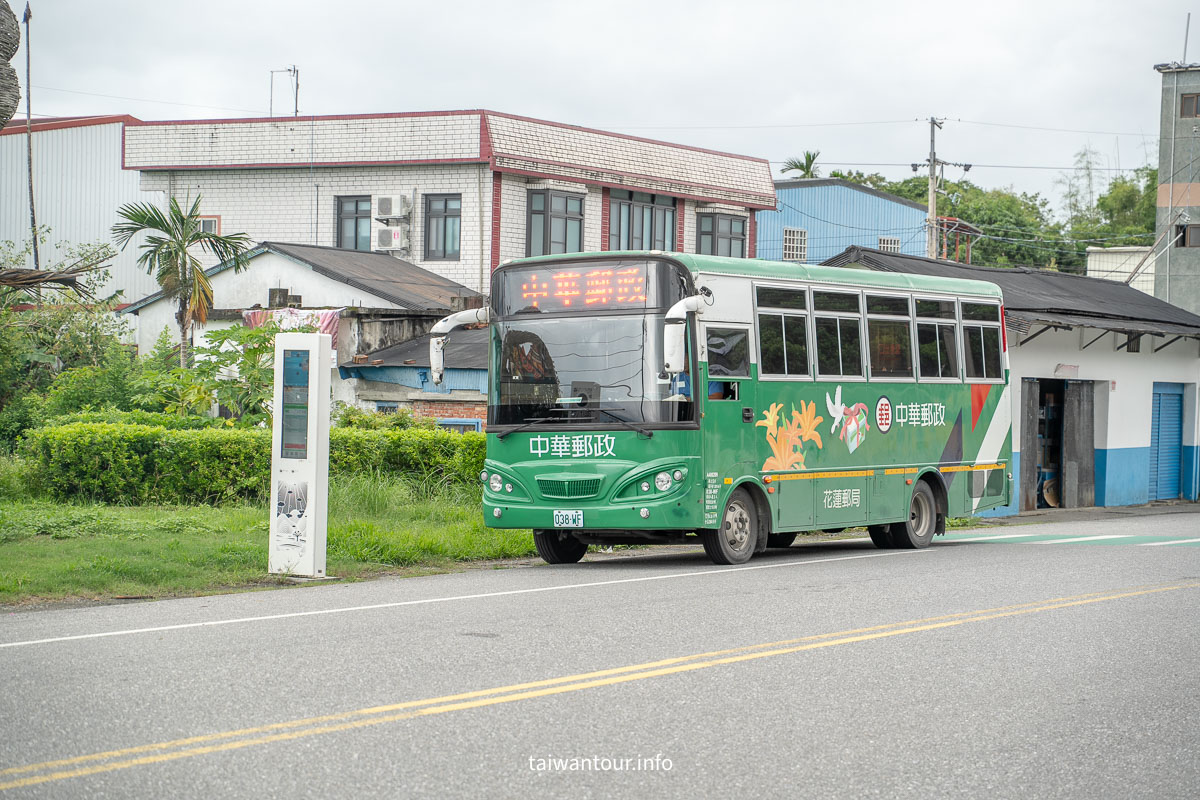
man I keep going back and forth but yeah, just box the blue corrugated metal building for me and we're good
[755,178,927,264]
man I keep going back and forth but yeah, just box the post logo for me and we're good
[875,396,892,434]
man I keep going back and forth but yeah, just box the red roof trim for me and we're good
[491,153,776,208]
[492,163,776,210]
[124,157,490,172]
[0,115,141,136]
[483,110,770,165]
[124,109,485,128]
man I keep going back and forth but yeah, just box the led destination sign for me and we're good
[515,265,647,312]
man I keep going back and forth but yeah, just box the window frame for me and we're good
[812,289,866,381]
[336,195,373,251]
[782,227,808,262]
[438,417,483,433]
[423,193,462,261]
[527,190,585,257]
[1183,93,1200,118]
[197,216,221,235]
[703,323,752,401]
[960,300,1005,384]
[696,213,747,258]
[913,295,963,384]
[753,283,812,381]
[864,292,915,383]
[877,236,902,253]
[608,190,676,251]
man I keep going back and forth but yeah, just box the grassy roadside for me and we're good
[0,467,535,607]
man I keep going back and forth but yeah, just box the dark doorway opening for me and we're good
[1020,378,1096,512]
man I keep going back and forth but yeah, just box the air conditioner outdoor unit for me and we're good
[375,227,409,250]
[374,195,411,219]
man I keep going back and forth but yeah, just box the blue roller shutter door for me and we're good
[1149,383,1183,500]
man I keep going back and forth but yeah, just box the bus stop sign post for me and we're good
[269,332,331,578]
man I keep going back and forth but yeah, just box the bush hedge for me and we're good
[42,410,227,430]
[20,423,485,505]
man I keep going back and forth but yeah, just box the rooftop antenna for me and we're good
[269,65,298,117]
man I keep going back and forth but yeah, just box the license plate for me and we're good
[553,509,583,528]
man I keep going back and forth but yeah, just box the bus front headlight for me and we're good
[655,472,672,492]
[489,474,503,492]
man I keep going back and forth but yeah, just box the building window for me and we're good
[782,228,807,262]
[1176,224,1200,247]
[375,402,399,414]
[608,190,675,250]
[439,418,482,433]
[1182,93,1200,117]
[197,216,220,235]
[697,214,746,257]
[1123,333,1142,353]
[528,190,584,256]
[878,236,901,253]
[337,196,372,251]
[424,194,461,260]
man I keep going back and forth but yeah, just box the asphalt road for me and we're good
[1,508,1199,799]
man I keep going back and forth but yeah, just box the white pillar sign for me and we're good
[269,332,331,577]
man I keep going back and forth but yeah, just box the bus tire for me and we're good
[891,482,937,549]
[533,530,588,564]
[766,533,797,548]
[702,488,757,565]
[867,525,894,549]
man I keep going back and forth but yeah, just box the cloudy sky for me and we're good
[9,0,1195,216]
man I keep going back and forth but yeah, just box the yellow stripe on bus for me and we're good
[767,469,876,481]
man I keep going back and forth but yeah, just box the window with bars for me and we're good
[336,196,372,251]
[528,191,584,256]
[878,236,902,253]
[782,227,807,262]
[697,214,746,258]
[608,190,675,250]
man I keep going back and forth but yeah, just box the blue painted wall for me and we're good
[755,180,927,263]
[1183,445,1199,501]
[1095,447,1152,506]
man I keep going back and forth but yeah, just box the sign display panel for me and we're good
[280,349,310,459]
[508,263,647,312]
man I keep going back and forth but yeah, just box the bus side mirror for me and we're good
[430,336,447,385]
[663,320,686,374]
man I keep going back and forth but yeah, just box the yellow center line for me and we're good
[1,582,1194,792]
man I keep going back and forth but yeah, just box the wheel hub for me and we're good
[724,503,751,549]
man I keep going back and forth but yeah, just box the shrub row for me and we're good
[20,423,486,505]
[42,410,227,430]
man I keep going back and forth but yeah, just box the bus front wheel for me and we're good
[891,482,937,549]
[533,530,588,564]
[702,488,757,565]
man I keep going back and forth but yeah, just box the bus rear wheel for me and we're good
[890,482,937,549]
[867,525,894,548]
[533,530,588,564]
[702,488,757,565]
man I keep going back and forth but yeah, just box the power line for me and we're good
[606,119,917,131]
[953,119,1148,137]
[31,84,266,115]
[783,160,1139,172]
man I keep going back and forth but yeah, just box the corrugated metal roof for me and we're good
[123,241,482,314]
[773,177,927,212]
[343,327,489,370]
[822,246,1200,336]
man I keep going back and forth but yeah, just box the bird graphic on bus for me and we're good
[827,386,870,454]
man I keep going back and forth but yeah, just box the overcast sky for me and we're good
[10,0,1197,217]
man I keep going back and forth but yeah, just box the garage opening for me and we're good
[1149,382,1184,501]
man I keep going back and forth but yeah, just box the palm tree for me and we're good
[781,150,821,179]
[112,196,252,367]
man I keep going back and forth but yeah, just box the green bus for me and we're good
[430,251,1011,566]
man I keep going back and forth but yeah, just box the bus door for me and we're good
[700,325,756,525]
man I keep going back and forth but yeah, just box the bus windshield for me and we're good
[492,313,695,427]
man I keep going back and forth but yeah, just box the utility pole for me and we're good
[22,2,37,271]
[926,116,941,260]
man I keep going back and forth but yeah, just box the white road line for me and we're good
[1139,538,1200,547]
[1034,535,1132,545]
[0,549,924,650]
[950,533,1041,543]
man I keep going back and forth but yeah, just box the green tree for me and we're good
[112,196,252,368]
[781,151,821,179]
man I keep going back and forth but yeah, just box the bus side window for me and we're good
[705,326,748,401]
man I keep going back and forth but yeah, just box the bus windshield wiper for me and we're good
[495,417,553,440]
[593,408,653,438]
